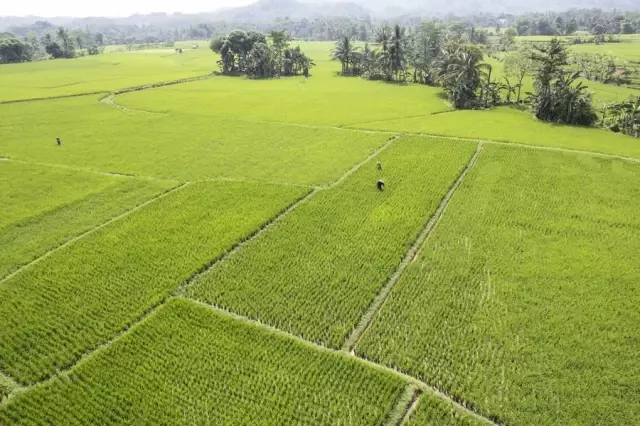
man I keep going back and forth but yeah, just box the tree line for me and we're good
[331,22,640,135]
[210,30,313,78]
[0,25,104,64]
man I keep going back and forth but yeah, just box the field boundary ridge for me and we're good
[342,143,483,353]
[0,73,213,105]
[385,384,422,426]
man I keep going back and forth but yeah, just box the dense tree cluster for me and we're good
[514,9,640,36]
[528,39,597,126]
[210,30,313,78]
[0,37,33,63]
[333,23,495,109]
[0,25,105,63]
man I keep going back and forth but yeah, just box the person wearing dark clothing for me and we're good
[56,137,61,146]
[377,180,385,192]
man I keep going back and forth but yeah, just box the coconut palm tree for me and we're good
[436,46,491,109]
[332,36,358,75]
[389,24,407,81]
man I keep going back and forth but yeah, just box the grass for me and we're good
[0,49,216,102]
[0,181,307,384]
[351,106,640,159]
[0,298,407,425]
[0,160,119,229]
[358,145,640,425]
[0,178,173,279]
[0,96,391,185]
[187,136,477,348]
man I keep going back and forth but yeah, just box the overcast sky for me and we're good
[4,0,256,17]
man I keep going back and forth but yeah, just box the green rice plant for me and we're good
[188,136,477,348]
[0,178,174,279]
[0,374,14,402]
[0,96,391,185]
[0,298,406,425]
[0,49,216,102]
[406,393,485,426]
[115,70,452,126]
[358,145,640,425]
[352,107,640,159]
[0,161,117,229]
[0,181,307,384]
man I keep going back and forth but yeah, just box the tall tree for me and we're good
[332,36,358,75]
[389,25,407,81]
[269,30,291,75]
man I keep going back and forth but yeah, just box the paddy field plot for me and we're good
[0,177,173,279]
[115,74,452,126]
[353,106,640,159]
[0,96,391,185]
[0,160,119,228]
[0,298,406,425]
[0,181,306,384]
[0,49,215,103]
[358,145,640,425]
[187,136,477,348]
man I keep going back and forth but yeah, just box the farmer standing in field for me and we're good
[376,161,384,191]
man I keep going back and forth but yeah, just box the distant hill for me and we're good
[353,0,639,16]
[1,0,638,31]
[211,0,371,22]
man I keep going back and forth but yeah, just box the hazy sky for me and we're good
[4,0,256,17]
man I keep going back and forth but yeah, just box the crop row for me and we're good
[358,145,640,425]
[0,181,307,384]
[188,136,478,348]
[0,298,406,425]
[0,178,173,279]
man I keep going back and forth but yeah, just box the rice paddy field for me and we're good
[1,40,639,425]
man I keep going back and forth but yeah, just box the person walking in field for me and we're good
[56,137,62,146]
[376,161,382,172]
[377,179,385,192]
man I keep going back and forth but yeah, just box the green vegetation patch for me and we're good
[0,161,117,229]
[0,298,406,425]
[188,136,477,348]
[406,393,485,426]
[0,181,308,384]
[0,179,173,279]
[0,96,391,185]
[115,74,452,126]
[352,107,640,159]
[0,50,215,102]
[358,145,640,425]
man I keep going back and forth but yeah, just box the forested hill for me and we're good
[1,0,637,30]
[356,0,638,16]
